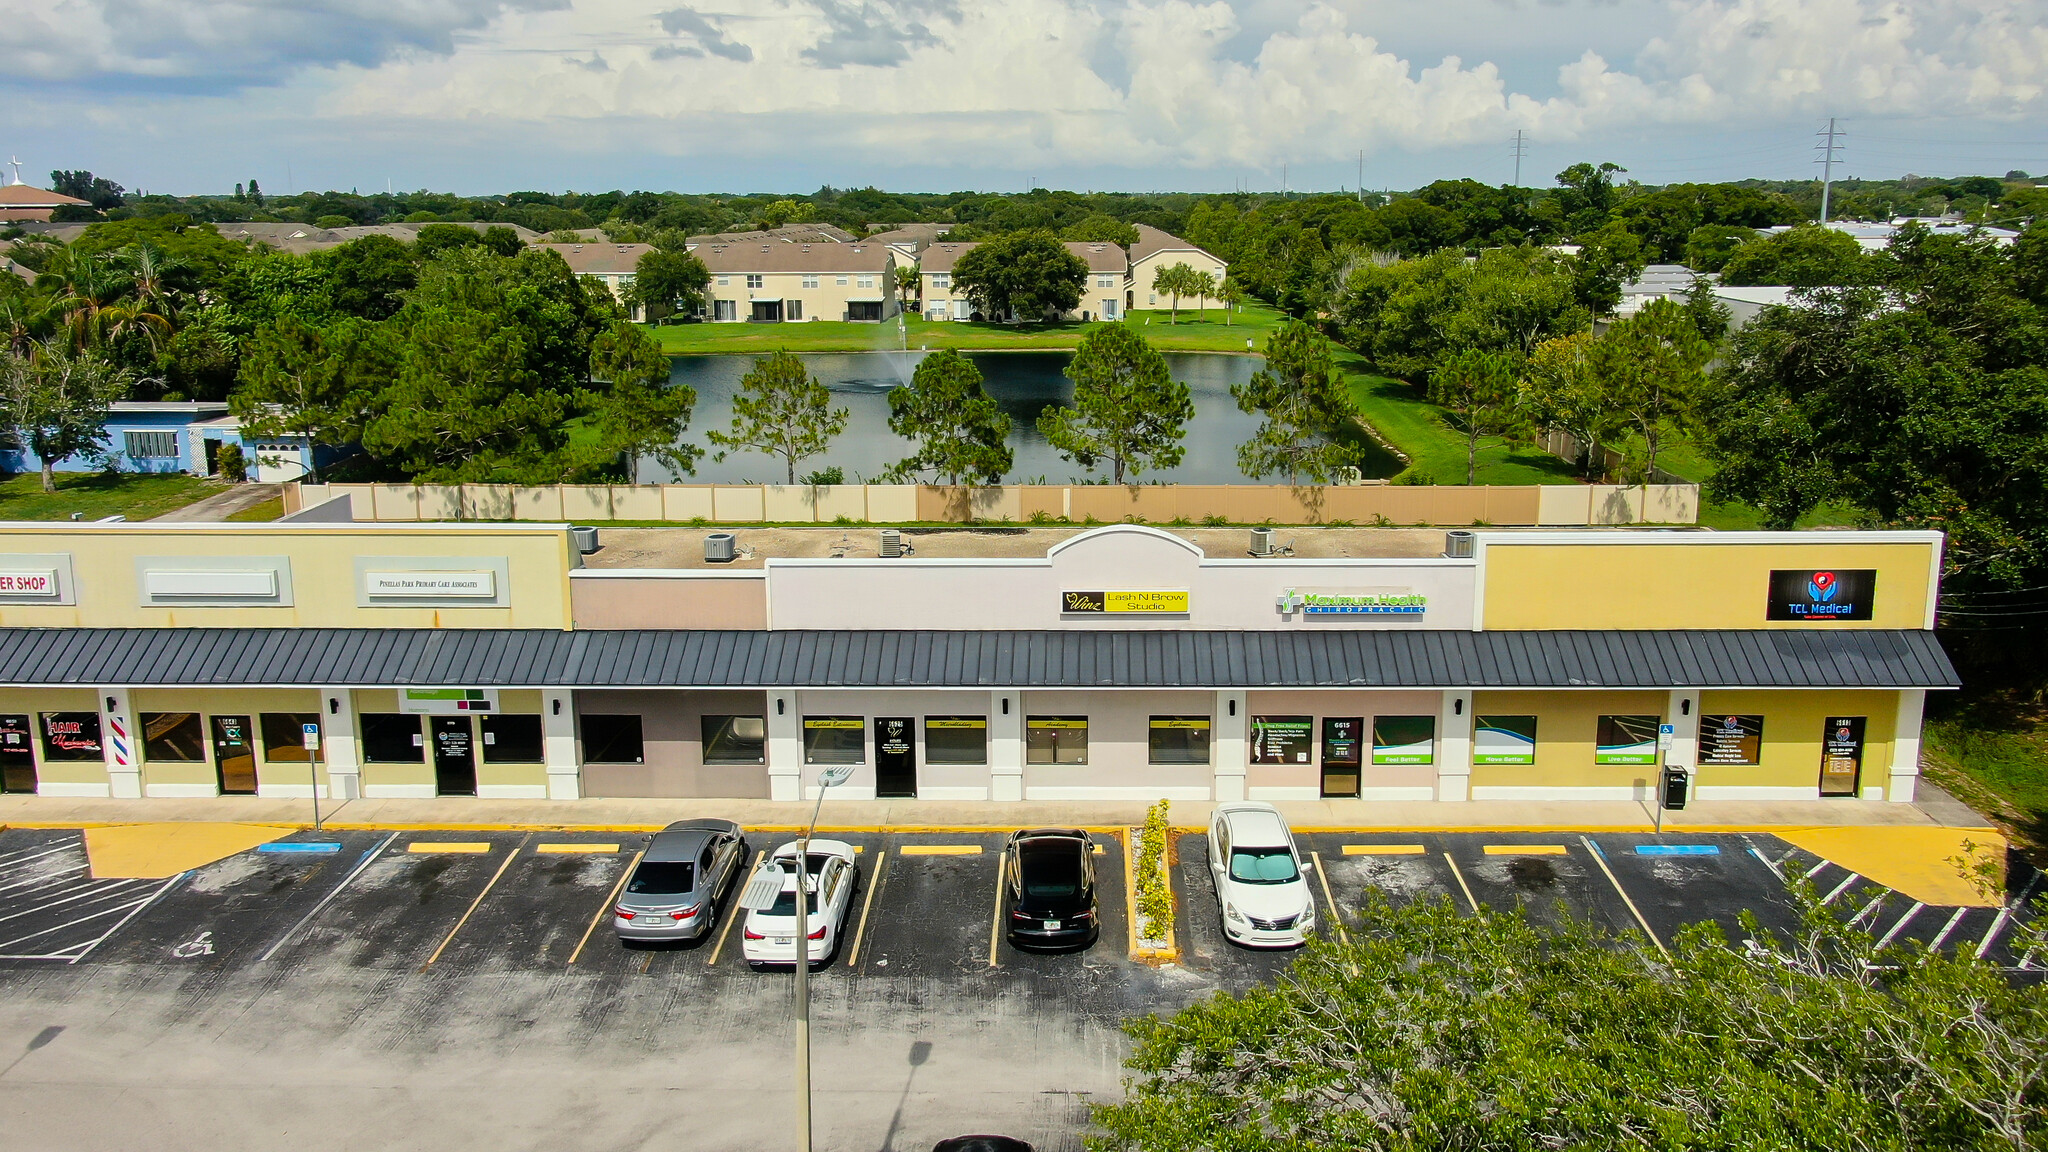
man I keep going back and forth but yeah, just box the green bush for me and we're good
[1133,799,1174,942]
[217,443,247,483]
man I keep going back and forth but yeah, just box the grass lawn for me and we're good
[1923,710,2048,858]
[226,496,285,522]
[0,472,224,521]
[1336,351,1578,486]
[649,303,1290,356]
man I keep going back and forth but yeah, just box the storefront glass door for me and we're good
[1320,717,1364,798]
[874,717,917,798]
[0,715,36,793]
[432,717,478,797]
[211,715,258,795]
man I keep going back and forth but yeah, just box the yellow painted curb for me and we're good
[1344,844,1426,855]
[81,822,284,879]
[1777,826,2006,908]
[1482,844,1570,856]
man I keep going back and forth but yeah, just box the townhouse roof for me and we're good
[1066,241,1129,273]
[1129,223,1222,266]
[0,628,1959,690]
[0,184,90,208]
[687,223,857,247]
[695,241,892,274]
[865,223,951,253]
[917,242,977,274]
[532,241,654,276]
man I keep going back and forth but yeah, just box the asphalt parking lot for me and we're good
[0,822,2035,1152]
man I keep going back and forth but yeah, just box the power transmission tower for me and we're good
[1815,118,1845,223]
[1357,151,1364,202]
[1511,130,1528,186]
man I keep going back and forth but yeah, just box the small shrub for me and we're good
[832,514,854,525]
[217,443,247,483]
[1201,514,1229,527]
[801,466,845,486]
[1133,799,1174,942]
[1027,510,1055,525]
[1370,514,1396,528]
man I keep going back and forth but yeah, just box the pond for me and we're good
[652,350,1404,485]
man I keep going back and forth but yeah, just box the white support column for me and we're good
[989,691,1023,802]
[1436,690,1472,801]
[1665,689,1699,805]
[1889,689,1926,803]
[767,691,802,802]
[1213,691,1247,802]
[318,687,361,800]
[543,689,580,799]
[99,688,142,799]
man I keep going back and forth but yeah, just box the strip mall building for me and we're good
[0,518,1955,807]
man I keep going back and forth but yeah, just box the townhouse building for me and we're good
[695,241,897,323]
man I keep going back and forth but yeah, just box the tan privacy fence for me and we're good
[289,482,1698,526]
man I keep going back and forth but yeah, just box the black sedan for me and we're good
[1002,828,1098,950]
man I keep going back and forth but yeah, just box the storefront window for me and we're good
[1249,716,1314,764]
[39,712,103,761]
[1473,716,1537,765]
[702,715,766,764]
[141,712,206,762]
[1025,717,1088,765]
[582,714,645,764]
[1370,716,1435,765]
[1697,714,1762,766]
[1595,715,1661,765]
[481,714,545,763]
[924,717,987,764]
[803,717,865,765]
[1148,717,1212,765]
[259,713,324,763]
[360,713,425,763]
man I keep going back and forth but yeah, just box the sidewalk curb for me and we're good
[1,820,2001,835]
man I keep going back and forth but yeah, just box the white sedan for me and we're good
[1208,802,1316,948]
[741,839,859,967]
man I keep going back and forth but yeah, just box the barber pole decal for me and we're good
[108,713,132,768]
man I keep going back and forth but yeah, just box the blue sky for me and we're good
[4,0,2044,196]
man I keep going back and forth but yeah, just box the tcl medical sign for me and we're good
[1767,569,1875,621]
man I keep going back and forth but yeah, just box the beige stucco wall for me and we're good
[1132,251,1228,310]
[0,688,107,790]
[1695,689,1898,797]
[130,687,325,795]
[571,573,767,629]
[1242,689,1442,799]
[577,689,773,799]
[704,264,898,322]
[1467,690,1671,797]
[787,689,999,799]
[1017,689,1215,799]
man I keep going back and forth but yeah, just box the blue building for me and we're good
[2,402,346,482]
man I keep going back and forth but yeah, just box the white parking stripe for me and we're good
[0,879,147,926]
[0,873,108,906]
[58,873,187,964]
[258,832,399,963]
[1976,870,2043,959]
[0,891,162,952]
[1821,873,1861,905]
[0,864,90,897]
[0,839,84,868]
[1928,907,1970,952]
[1876,902,1924,948]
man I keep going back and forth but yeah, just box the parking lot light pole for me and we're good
[795,764,854,1152]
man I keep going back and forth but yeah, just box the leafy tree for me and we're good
[49,170,125,212]
[626,249,711,323]
[1553,160,1627,230]
[1151,264,1195,323]
[1335,248,1588,385]
[0,341,131,491]
[1062,215,1139,246]
[951,231,1087,322]
[1522,331,1613,480]
[707,351,848,484]
[1428,348,1525,484]
[1189,270,1217,322]
[1719,224,1883,287]
[1218,279,1247,326]
[1685,224,1757,272]
[1230,320,1358,484]
[320,234,417,321]
[478,226,524,257]
[1037,323,1191,483]
[1093,884,2048,1151]
[229,316,380,482]
[883,348,1012,485]
[1592,297,1711,484]
[414,223,483,259]
[893,264,920,312]
[1568,219,1649,314]
[586,320,699,480]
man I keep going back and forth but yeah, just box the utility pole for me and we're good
[1815,118,1845,223]
[1511,130,1528,187]
[1357,151,1364,202]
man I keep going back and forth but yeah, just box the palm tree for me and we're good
[893,264,920,314]
[1151,263,1194,324]
[1190,271,1216,322]
[1218,280,1247,326]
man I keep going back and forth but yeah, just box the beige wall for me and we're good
[0,524,575,630]
[1132,252,1229,311]
[1017,689,1216,800]
[704,265,897,322]
[577,689,772,799]
[0,688,108,792]
[131,688,324,796]
[571,573,767,629]
[789,689,998,800]
[1242,689,1441,799]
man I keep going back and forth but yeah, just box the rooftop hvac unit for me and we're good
[879,529,902,558]
[1248,527,1276,557]
[704,532,736,563]
[570,525,601,554]
[1444,530,1476,559]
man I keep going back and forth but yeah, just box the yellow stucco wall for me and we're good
[1480,539,1936,630]
[0,525,574,630]
[350,689,545,794]
[130,688,326,793]
[1695,689,1897,792]
[1467,690,1670,791]
[0,688,106,786]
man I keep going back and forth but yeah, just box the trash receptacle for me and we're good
[1661,766,1690,810]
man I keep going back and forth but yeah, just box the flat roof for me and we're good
[580,526,1466,569]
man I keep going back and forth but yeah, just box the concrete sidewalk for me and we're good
[0,785,1996,832]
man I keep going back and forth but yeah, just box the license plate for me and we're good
[773,937,793,945]
[1042,920,1061,931]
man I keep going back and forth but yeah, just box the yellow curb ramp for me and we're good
[1776,826,2007,908]
[81,823,286,880]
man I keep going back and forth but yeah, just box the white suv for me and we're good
[1207,802,1316,948]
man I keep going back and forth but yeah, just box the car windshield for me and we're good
[1229,848,1299,884]
[627,861,695,895]
[765,883,823,917]
[1019,847,1083,902]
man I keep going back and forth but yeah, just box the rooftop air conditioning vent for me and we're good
[1249,527,1275,557]
[705,532,737,563]
[1444,530,1476,559]
[880,529,902,559]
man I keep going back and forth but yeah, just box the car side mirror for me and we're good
[1300,859,1315,873]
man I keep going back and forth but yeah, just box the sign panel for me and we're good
[301,722,322,751]
[1060,590,1189,614]
[365,570,497,599]
[1473,716,1537,765]
[144,569,278,598]
[1321,717,1364,767]
[0,569,60,598]
[1148,718,1211,730]
[924,718,986,729]
[1371,715,1435,765]
[803,717,865,729]
[400,689,499,714]
[1766,569,1876,621]
[1698,714,1764,766]
[1278,587,1427,615]
[1820,716,1866,796]
[1595,715,1661,765]
[1249,716,1314,764]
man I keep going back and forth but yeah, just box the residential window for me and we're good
[1097,276,1115,288]
[360,714,424,763]
[619,275,635,287]
[1148,294,1157,305]
[802,274,819,289]
[1025,717,1088,765]
[836,275,849,286]
[124,430,178,459]
[717,276,730,286]
[39,712,102,761]
[581,714,644,764]
[259,713,323,763]
[1148,716,1211,765]
[746,274,764,289]
[702,715,766,764]
[803,717,865,765]
[932,273,950,288]
[924,717,987,765]
[141,712,206,762]
[480,714,544,763]
[856,274,875,289]
[787,299,803,321]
